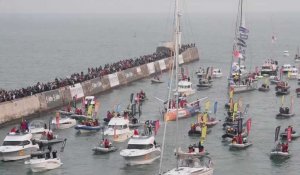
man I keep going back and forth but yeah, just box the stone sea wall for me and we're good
[0,47,199,124]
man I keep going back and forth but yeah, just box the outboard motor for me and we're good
[52,150,57,159]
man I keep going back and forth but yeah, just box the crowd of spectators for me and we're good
[0,43,195,103]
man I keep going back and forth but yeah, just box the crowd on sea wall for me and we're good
[0,44,195,103]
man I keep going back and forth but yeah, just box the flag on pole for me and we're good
[154,120,160,135]
[287,127,292,142]
[213,102,218,115]
[275,126,280,142]
[205,101,210,112]
[246,118,252,135]
[55,112,60,129]
[233,50,243,59]
[290,96,294,114]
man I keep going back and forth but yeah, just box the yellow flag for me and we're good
[205,101,210,112]
[87,104,93,117]
[288,71,291,78]
[234,103,238,113]
[281,95,285,107]
[229,89,234,99]
[201,125,207,144]
[203,113,208,123]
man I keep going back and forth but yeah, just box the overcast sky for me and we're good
[0,0,298,14]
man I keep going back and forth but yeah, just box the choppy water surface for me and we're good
[0,13,300,175]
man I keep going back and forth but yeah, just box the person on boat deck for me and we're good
[279,107,284,114]
[67,104,71,112]
[284,107,290,114]
[47,131,54,140]
[93,119,99,126]
[133,129,139,136]
[191,123,196,132]
[188,145,194,153]
[10,127,17,133]
[104,139,110,148]
[281,142,288,152]
[198,142,204,152]
[237,134,243,144]
[232,136,237,144]
[20,119,28,132]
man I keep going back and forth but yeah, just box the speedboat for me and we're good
[288,67,299,79]
[25,150,62,172]
[276,108,294,118]
[25,138,66,172]
[0,132,39,161]
[283,50,290,57]
[120,135,160,165]
[177,80,195,96]
[164,102,201,121]
[229,141,252,149]
[212,68,223,78]
[104,117,133,142]
[282,64,292,73]
[92,139,117,154]
[270,76,281,84]
[258,84,270,92]
[75,119,102,133]
[29,120,50,140]
[270,150,290,158]
[260,61,278,76]
[197,79,212,89]
[195,68,205,79]
[51,115,77,129]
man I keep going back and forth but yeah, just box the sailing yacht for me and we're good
[160,0,213,174]
[228,0,256,93]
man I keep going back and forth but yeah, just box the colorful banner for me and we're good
[275,126,280,142]
[246,118,251,135]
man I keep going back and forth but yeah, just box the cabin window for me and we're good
[2,140,30,146]
[127,144,153,149]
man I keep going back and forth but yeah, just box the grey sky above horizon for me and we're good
[0,0,298,14]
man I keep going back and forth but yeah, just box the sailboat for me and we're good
[159,0,213,174]
[295,46,300,62]
[228,0,256,94]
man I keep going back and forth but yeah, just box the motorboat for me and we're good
[188,127,211,137]
[281,64,292,73]
[270,150,290,158]
[288,67,298,79]
[212,68,223,78]
[197,79,212,89]
[276,107,294,118]
[195,68,206,79]
[229,140,252,149]
[164,100,201,121]
[51,115,77,130]
[151,76,164,83]
[270,76,280,85]
[29,120,50,140]
[176,146,209,158]
[229,83,256,93]
[275,82,290,96]
[283,50,290,57]
[104,117,133,142]
[25,138,67,172]
[260,61,278,76]
[92,139,117,154]
[258,84,270,92]
[75,119,102,133]
[177,80,195,96]
[0,132,39,161]
[120,135,161,165]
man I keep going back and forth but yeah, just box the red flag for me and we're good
[246,118,251,135]
[287,127,292,142]
[55,112,60,129]
[233,50,242,58]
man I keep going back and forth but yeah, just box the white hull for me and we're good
[164,167,213,175]
[120,148,161,165]
[229,142,252,149]
[230,84,256,93]
[26,158,62,172]
[51,118,77,129]
[106,132,133,142]
[0,146,39,161]
[270,151,290,158]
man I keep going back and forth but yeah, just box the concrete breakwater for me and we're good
[0,47,199,125]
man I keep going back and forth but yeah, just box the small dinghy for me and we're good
[175,146,209,158]
[270,76,281,84]
[276,96,295,119]
[270,126,290,159]
[197,79,212,89]
[280,126,300,140]
[151,77,164,83]
[258,83,270,92]
[229,141,252,149]
[92,139,117,154]
[75,123,102,133]
[188,123,211,137]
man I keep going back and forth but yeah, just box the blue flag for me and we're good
[213,101,218,114]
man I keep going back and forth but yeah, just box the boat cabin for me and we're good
[127,136,156,150]
[84,96,95,106]
[107,117,129,129]
[2,133,33,147]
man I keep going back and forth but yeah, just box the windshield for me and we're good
[3,140,30,146]
[127,144,153,149]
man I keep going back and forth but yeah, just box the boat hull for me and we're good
[276,113,295,118]
[163,167,213,175]
[26,158,62,172]
[270,151,290,158]
[92,146,117,154]
[106,132,134,142]
[120,149,161,165]
[151,79,164,83]
[258,87,270,92]
[0,146,39,161]
[51,118,77,130]
[229,142,252,149]
[75,125,102,133]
